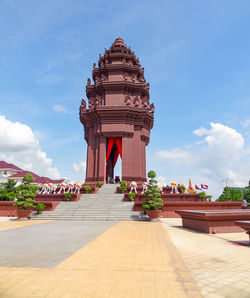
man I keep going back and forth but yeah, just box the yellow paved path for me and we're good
[0,220,51,232]
[0,221,201,298]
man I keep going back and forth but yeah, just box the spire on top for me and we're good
[111,37,127,48]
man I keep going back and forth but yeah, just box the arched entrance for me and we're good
[106,138,122,183]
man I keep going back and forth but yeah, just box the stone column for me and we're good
[98,135,106,182]
[86,127,95,182]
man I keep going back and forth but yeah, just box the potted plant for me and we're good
[120,180,127,193]
[142,170,163,219]
[128,192,136,201]
[36,203,46,214]
[64,192,72,201]
[14,175,38,219]
[84,185,91,194]
[199,191,206,201]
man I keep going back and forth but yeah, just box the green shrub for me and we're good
[84,185,91,193]
[0,179,17,201]
[64,192,72,201]
[147,170,156,179]
[120,185,127,193]
[216,187,243,201]
[199,191,206,201]
[142,171,163,211]
[120,180,127,187]
[180,185,186,194]
[96,181,101,188]
[128,192,136,201]
[6,192,16,201]
[22,173,34,184]
[36,203,46,214]
[14,183,38,210]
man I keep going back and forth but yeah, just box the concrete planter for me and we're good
[146,210,162,219]
[16,209,33,219]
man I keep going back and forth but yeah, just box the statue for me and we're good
[67,182,74,193]
[141,182,148,194]
[171,182,178,194]
[130,181,137,193]
[57,183,66,194]
[93,63,96,69]
[74,182,82,194]
[187,178,196,194]
[87,78,91,85]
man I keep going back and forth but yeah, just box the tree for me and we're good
[147,170,156,179]
[0,179,17,201]
[22,173,34,184]
[243,188,250,203]
[217,187,243,201]
[14,183,38,210]
[142,171,163,211]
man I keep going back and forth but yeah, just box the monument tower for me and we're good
[80,37,154,184]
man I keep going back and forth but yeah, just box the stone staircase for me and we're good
[31,184,146,221]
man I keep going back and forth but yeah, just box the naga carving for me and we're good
[124,95,131,105]
[88,98,95,110]
[95,96,102,107]
[81,99,86,109]
[133,96,139,107]
[101,74,106,82]
[150,103,155,113]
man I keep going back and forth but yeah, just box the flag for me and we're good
[201,184,208,189]
[195,185,201,190]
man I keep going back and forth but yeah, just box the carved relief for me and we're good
[88,98,95,110]
[133,96,139,107]
[94,76,101,84]
[128,59,133,66]
[95,96,102,107]
[105,58,109,64]
[124,95,131,105]
[141,97,148,108]
[150,103,155,113]
[100,61,104,67]
[81,99,86,109]
[122,57,126,64]
[101,74,106,82]
[131,74,136,83]
[87,78,91,85]
[123,72,128,81]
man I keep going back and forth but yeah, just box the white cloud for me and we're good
[53,104,69,113]
[241,119,250,127]
[156,148,199,166]
[72,162,86,174]
[0,115,60,179]
[155,122,249,199]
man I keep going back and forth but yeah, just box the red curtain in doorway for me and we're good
[106,137,122,168]
[113,138,122,167]
[106,138,114,163]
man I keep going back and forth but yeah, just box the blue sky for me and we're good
[1,0,250,198]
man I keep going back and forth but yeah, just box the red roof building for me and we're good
[0,161,64,185]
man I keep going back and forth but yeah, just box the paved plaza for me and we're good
[0,218,249,298]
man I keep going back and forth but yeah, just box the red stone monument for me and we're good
[80,37,154,184]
